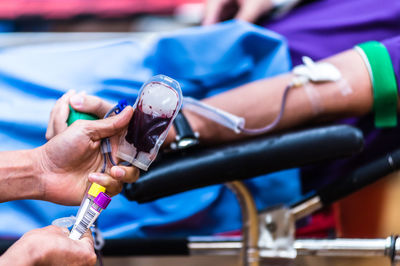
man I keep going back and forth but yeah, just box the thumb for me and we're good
[70,93,113,118]
[203,0,225,25]
[78,229,95,248]
[235,1,266,23]
[86,106,133,141]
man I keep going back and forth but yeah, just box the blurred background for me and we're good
[0,1,398,265]
[0,0,204,33]
[0,0,207,50]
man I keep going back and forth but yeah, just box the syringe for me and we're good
[70,192,111,240]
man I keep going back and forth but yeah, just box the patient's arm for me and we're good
[0,149,43,202]
[47,49,372,146]
[179,49,372,144]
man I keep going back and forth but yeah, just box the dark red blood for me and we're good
[125,103,172,153]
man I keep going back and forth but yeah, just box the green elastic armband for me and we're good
[356,41,398,128]
[67,105,98,126]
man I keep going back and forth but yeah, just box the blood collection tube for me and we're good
[69,192,111,240]
[73,183,106,230]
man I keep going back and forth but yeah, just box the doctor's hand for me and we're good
[203,0,275,25]
[0,226,96,266]
[46,91,205,150]
[46,91,113,140]
[38,106,139,205]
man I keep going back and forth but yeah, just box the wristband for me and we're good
[355,41,398,128]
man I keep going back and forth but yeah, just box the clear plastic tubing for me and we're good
[183,97,245,134]
[69,191,110,240]
[182,84,292,135]
[239,83,293,135]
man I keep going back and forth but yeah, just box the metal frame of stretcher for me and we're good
[116,124,400,266]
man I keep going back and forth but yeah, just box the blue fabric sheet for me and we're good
[0,20,300,238]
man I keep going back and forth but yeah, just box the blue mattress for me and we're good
[0,20,300,238]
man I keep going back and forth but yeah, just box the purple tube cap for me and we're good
[94,192,111,209]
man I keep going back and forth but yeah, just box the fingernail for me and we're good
[88,173,105,183]
[70,94,84,108]
[113,167,125,179]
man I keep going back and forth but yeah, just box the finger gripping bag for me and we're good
[117,75,183,170]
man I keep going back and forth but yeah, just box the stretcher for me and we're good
[0,26,398,266]
[80,124,398,265]
[106,124,398,265]
[1,122,399,265]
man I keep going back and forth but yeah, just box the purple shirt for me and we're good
[265,0,400,66]
[262,0,400,191]
[267,0,400,96]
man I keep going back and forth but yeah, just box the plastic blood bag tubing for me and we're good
[117,75,182,170]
